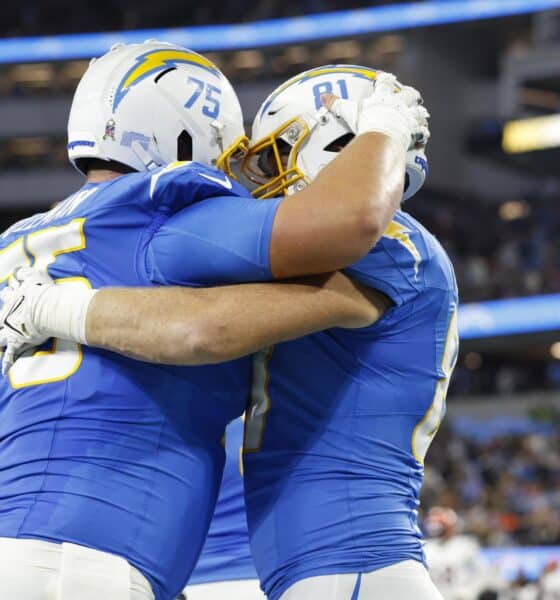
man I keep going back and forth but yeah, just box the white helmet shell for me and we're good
[68,41,245,173]
[246,65,428,200]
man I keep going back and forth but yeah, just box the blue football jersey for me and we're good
[189,417,257,585]
[0,162,281,600]
[242,211,459,600]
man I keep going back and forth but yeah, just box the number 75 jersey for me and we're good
[0,163,281,600]
[243,210,459,600]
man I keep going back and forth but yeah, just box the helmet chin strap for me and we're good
[131,139,164,171]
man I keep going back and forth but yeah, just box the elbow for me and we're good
[172,319,231,366]
[350,185,403,257]
[158,320,212,366]
[360,211,384,246]
[343,211,384,263]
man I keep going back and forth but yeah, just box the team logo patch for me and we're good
[103,119,116,141]
[383,220,422,279]
[112,49,221,113]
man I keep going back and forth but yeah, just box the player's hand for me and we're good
[321,72,430,153]
[0,267,53,375]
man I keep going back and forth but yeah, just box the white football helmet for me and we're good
[243,65,428,199]
[68,40,247,176]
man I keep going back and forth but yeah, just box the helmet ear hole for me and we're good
[323,133,355,153]
[177,130,193,161]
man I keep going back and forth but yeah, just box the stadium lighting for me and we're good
[550,342,560,360]
[459,295,560,339]
[498,200,530,221]
[1,0,560,63]
[502,113,560,154]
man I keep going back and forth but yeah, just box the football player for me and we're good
[424,507,505,599]
[240,68,456,600]
[186,68,435,600]
[0,48,427,600]
[163,70,446,600]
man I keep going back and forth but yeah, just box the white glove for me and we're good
[0,267,53,374]
[327,72,430,153]
[0,267,96,375]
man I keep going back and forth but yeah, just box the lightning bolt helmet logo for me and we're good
[112,48,221,112]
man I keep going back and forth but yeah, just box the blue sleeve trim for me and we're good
[257,197,283,280]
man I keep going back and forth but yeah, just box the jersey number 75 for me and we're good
[0,219,90,388]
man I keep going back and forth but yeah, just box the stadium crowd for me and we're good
[420,419,560,597]
[409,194,560,304]
[449,358,560,397]
[422,422,560,548]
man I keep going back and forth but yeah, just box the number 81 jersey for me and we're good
[243,210,459,600]
[0,163,271,600]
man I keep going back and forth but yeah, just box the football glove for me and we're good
[325,72,430,153]
[0,267,53,375]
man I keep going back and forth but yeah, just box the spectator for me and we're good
[423,424,560,548]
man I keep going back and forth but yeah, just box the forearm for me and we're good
[270,132,405,278]
[2,271,386,370]
[84,274,380,365]
[310,132,405,237]
[85,288,201,364]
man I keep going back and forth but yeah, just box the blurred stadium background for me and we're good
[3,1,560,598]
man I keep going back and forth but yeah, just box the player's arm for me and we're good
[148,77,429,286]
[270,131,405,278]
[0,271,388,369]
[85,274,388,364]
[267,79,429,278]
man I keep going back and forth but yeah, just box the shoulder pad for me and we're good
[149,161,250,213]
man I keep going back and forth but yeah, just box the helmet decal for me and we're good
[258,65,378,119]
[383,220,422,279]
[102,118,116,141]
[246,63,426,201]
[68,41,246,175]
[112,49,221,112]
